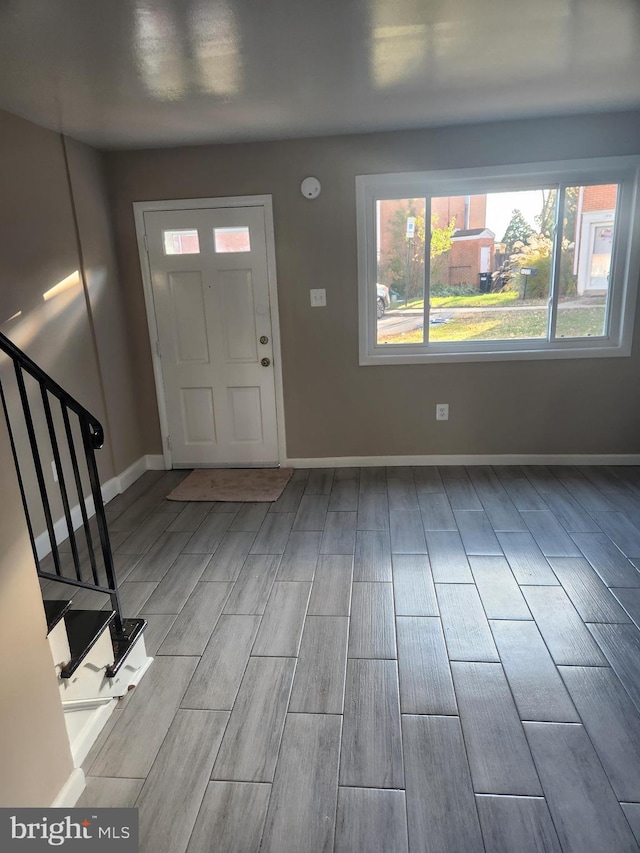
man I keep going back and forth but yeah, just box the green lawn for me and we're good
[431,292,523,309]
[397,292,524,310]
[379,307,606,344]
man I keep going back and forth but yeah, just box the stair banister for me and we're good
[0,330,123,633]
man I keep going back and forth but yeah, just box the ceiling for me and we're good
[1,0,639,150]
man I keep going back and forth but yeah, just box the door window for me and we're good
[214,226,251,253]
[163,229,200,254]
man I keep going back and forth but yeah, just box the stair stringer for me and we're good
[47,609,153,766]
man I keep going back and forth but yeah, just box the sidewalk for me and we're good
[387,298,603,316]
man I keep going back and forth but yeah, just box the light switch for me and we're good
[310,288,327,307]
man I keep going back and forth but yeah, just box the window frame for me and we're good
[356,157,640,365]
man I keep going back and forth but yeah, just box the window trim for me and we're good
[357,157,640,365]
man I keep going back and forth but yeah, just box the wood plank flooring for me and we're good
[78,465,640,852]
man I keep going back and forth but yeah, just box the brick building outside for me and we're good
[377,195,495,291]
[377,184,618,296]
[573,184,617,295]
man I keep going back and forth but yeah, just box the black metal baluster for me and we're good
[61,403,99,584]
[14,364,61,576]
[41,388,82,582]
[0,377,39,567]
[80,418,122,633]
[2,331,129,643]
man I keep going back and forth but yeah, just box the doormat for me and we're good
[166,468,294,502]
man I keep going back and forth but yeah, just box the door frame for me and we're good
[133,195,287,469]
[577,208,616,295]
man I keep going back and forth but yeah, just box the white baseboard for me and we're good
[117,456,149,494]
[35,492,106,560]
[50,767,86,808]
[145,454,166,471]
[62,697,118,768]
[35,455,167,560]
[101,475,120,506]
[286,453,640,468]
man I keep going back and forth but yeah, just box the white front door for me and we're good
[578,211,616,295]
[143,205,279,467]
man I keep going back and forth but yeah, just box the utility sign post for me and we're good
[520,267,538,300]
[404,217,416,306]
[406,217,415,239]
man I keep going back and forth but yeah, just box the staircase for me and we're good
[0,331,152,766]
[45,600,151,764]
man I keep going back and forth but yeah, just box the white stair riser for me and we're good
[111,634,153,694]
[58,631,152,702]
[58,628,117,702]
[47,618,71,672]
[48,610,152,702]
[59,633,153,767]
[48,612,153,763]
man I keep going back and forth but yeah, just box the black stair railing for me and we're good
[0,331,123,633]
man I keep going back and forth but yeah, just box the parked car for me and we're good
[377,284,390,318]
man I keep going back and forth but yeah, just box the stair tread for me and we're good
[43,599,73,634]
[107,618,147,678]
[61,610,116,677]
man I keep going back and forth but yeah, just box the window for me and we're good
[214,226,251,253]
[357,158,640,364]
[163,229,200,254]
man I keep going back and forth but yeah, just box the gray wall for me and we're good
[0,109,142,805]
[107,111,640,459]
[0,412,74,805]
[65,137,142,474]
[0,110,82,804]
[0,111,111,485]
[0,110,144,533]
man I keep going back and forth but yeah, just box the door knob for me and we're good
[260,335,269,345]
[261,357,271,367]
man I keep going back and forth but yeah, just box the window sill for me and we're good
[360,340,631,365]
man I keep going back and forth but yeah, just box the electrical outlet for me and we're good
[310,288,327,307]
[436,403,449,421]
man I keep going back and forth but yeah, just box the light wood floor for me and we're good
[69,465,640,852]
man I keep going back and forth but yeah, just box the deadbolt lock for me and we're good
[261,357,271,367]
[260,335,269,345]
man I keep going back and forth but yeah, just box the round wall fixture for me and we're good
[301,176,321,199]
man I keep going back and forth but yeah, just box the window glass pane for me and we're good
[555,184,617,339]
[428,191,554,343]
[163,229,200,254]
[214,226,251,252]
[376,198,426,345]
